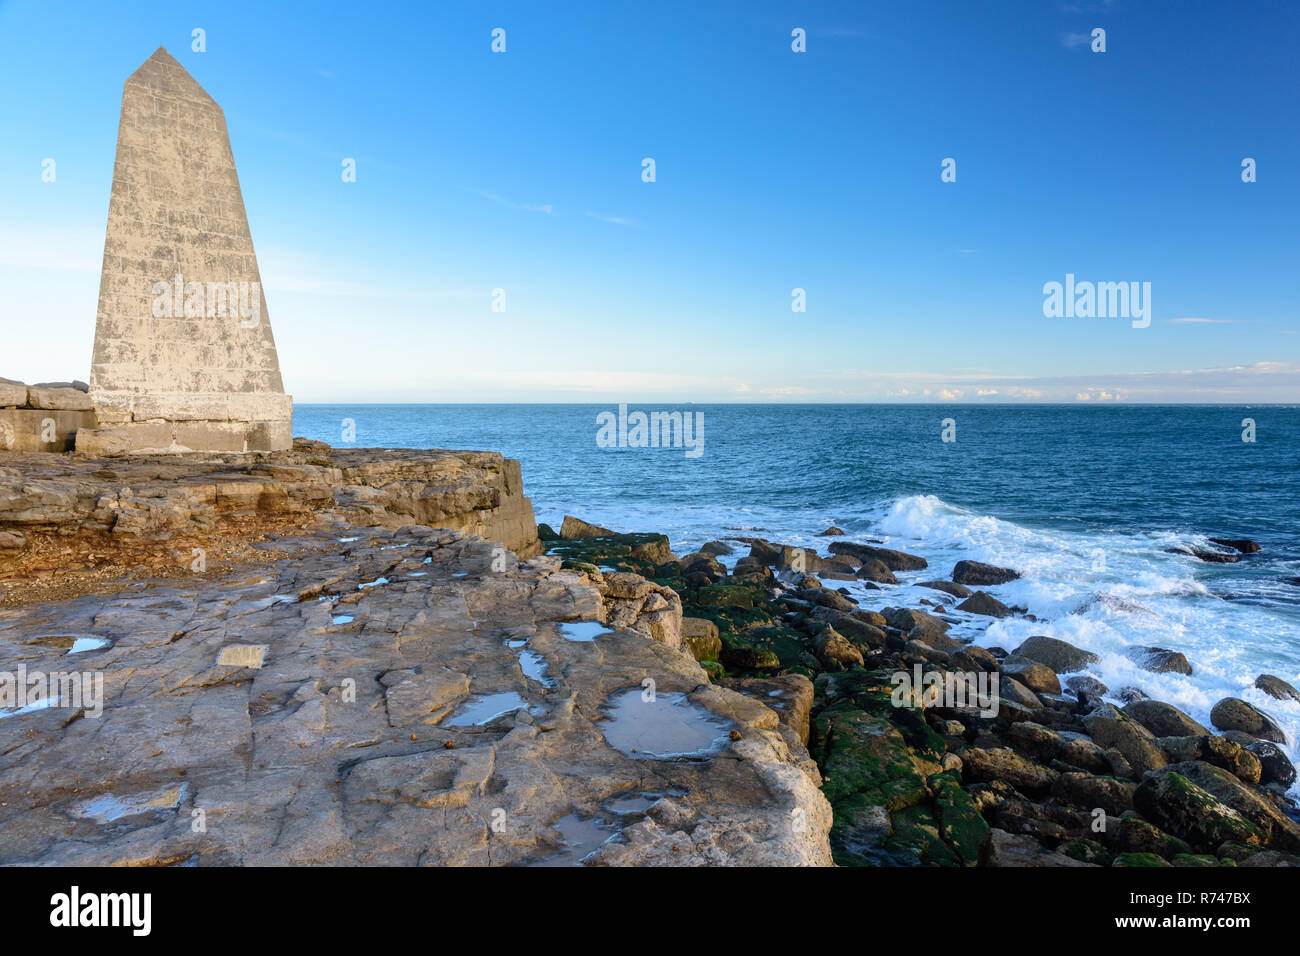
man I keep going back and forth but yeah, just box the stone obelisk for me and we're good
[78,47,291,455]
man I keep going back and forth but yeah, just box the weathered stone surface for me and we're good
[829,541,927,571]
[0,525,831,866]
[1254,674,1300,703]
[1082,704,1167,776]
[1122,700,1209,738]
[1210,697,1287,744]
[82,47,292,454]
[1011,635,1099,674]
[951,560,1019,586]
[956,590,1013,619]
[1000,656,1061,696]
[1125,645,1193,675]
[0,444,541,581]
[560,515,616,539]
[0,409,98,452]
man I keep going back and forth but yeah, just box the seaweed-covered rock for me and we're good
[1134,771,1265,852]
[1122,700,1208,738]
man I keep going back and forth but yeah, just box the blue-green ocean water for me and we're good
[296,403,1300,781]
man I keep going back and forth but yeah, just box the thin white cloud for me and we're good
[584,211,636,226]
[1169,317,1237,324]
[478,190,553,215]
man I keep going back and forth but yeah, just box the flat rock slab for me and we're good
[0,524,831,866]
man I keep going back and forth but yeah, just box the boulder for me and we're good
[962,747,1059,794]
[1219,735,1296,788]
[951,560,1020,586]
[1011,635,1099,674]
[559,515,616,539]
[813,627,865,669]
[1155,735,1261,785]
[916,580,973,599]
[1051,772,1137,816]
[1121,700,1209,738]
[956,590,1013,619]
[1133,771,1265,852]
[1255,674,1300,703]
[818,526,845,536]
[855,558,898,584]
[1082,704,1167,776]
[981,828,1095,867]
[700,540,733,555]
[680,617,722,662]
[1125,646,1193,675]
[828,541,928,571]
[1154,761,1300,851]
[1209,538,1261,554]
[1065,675,1109,698]
[1000,656,1061,696]
[1210,698,1286,744]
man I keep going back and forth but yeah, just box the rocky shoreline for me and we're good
[546,519,1300,866]
[1,441,1296,866]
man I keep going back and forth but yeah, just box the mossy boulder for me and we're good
[1134,771,1265,852]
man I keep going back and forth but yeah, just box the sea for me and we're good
[296,403,1300,787]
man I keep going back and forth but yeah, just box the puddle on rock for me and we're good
[536,813,616,866]
[332,615,355,625]
[444,692,535,726]
[358,577,389,590]
[517,649,554,688]
[599,690,735,760]
[68,637,111,654]
[605,792,660,816]
[557,621,613,642]
[72,784,189,824]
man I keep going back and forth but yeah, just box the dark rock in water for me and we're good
[560,515,617,539]
[1209,538,1261,554]
[818,526,845,536]
[1210,698,1287,744]
[829,541,927,571]
[536,523,559,541]
[951,560,1020,586]
[855,558,898,584]
[1218,734,1296,788]
[1011,635,1099,674]
[917,579,973,599]
[956,590,1013,619]
[1115,686,1149,705]
[1065,674,1109,698]
[1125,645,1193,675]
[1000,656,1061,696]
[1122,700,1208,738]
[1167,544,1241,563]
[1134,770,1266,853]
[1255,674,1300,703]
[1282,577,1300,587]
[700,540,733,556]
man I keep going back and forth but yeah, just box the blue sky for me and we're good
[2,0,1297,402]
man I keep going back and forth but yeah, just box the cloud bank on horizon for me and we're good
[1,0,1296,403]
